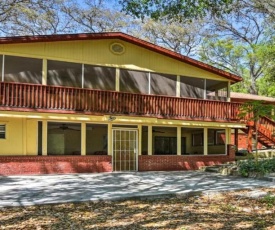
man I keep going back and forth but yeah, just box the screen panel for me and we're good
[84,65,115,90]
[4,55,42,84]
[120,69,149,94]
[150,73,176,96]
[180,76,204,99]
[47,60,82,87]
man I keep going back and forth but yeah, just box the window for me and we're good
[0,125,6,139]
[208,129,215,145]
[47,60,82,87]
[192,133,203,146]
[216,130,226,145]
[120,69,149,94]
[180,76,204,99]
[4,55,42,84]
[154,136,177,155]
[86,124,108,155]
[150,73,177,96]
[47,122,81,155]
[206,79,228,101]
[84,65,116,90]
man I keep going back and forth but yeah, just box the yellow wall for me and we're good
[0,118,37,155]
[0,111,244,156]
[0,39,229,82]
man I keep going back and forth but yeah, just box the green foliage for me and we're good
[238,158,275,177]
[260,194,275,208]
[238,100,275,122]
[119,0,233,21]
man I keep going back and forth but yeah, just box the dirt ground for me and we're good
[0,188,274,230]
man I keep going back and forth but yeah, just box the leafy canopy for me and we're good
[238,100,275,122]
[119,0,234,21]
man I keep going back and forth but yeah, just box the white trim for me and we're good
[148,72,151,94]
[81,63,84,88]
[81,122,86,155]
[176,75,180,97]
[0,123,6,139]
[42,59,47,85]
[42,120,47,155]
[115,68,120,91]
[2,55,4,82]
[112,128,138,172]
[203,127,208,155]
[177,126,181,155]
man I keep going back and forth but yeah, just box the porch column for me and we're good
[81,123,86,155]
[247,126,253,153]
[108,123,112,155]
[42,59,47,85]
[1,55,4,82]
[42,120,47,155]
[203,127,208,155]
[138,124,142,155]
[176,75,180,97]
[115,68,120,91]
[177,126,181,155]
[234,128,239,149]
[148,125,152,155]
[227,81,231,102]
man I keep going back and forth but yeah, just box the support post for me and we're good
[42,120,47,155]
[234,128,238,150]
[81,123,86,155]
[247,126,253,153]
[177,127,181,155]
[148,125,152,155]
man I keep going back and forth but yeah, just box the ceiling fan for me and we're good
[50,124,80,131]
[143,129,165,133]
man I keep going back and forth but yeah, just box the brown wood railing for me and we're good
[257,116,275,141]
[0,82,242,121]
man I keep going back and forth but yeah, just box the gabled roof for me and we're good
[231,92,275,103]
[0,32,242,82]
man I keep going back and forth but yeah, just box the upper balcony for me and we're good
[0,81,242,122]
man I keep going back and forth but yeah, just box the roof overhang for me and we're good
[0,32,242,83]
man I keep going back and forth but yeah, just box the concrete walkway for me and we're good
[0,171,274,207]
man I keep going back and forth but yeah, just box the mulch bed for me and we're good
[0,188,274,230]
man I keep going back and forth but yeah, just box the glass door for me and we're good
[112,129,138,171]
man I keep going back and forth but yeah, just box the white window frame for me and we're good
[0,124,6,139]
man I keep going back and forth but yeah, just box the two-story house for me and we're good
[0,32,250,175]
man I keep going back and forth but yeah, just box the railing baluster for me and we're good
[0,82,245,122]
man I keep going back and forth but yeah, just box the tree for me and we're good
[138,18,204,56]
[119,0,234,21]
[0,0,76,36]
[0,0,26,23]
[199,0,275,95]
[238,100,275,162]
[63,0,139,34]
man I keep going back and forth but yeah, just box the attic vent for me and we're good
[110,43,125,55]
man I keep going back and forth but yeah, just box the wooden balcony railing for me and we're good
[0,82,242,122]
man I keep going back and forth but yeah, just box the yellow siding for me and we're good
[0,39,228,81]
[0,118,36,155]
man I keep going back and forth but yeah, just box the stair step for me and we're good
[205,167,220,173]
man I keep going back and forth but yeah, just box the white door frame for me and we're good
[112,128,138,172]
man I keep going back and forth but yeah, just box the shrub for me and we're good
[237,158,275,177]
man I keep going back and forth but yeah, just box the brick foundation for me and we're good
[0,145,235,175]
[0,155,112,176]
[139,145,235,171]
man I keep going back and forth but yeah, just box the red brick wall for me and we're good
[230,133,263,149]
[0,145,236,175]
[139,145,235,171]
[0,156,112,176]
